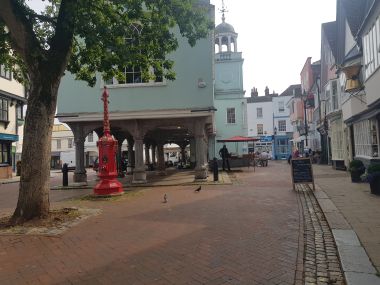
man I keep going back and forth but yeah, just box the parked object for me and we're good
[16,161,21,176]
[213,157,219,181]
[348,160,365,183]
[367,164,380,195]
[93,157,99,172]
[62,163,69,187]
[60,151,76,170]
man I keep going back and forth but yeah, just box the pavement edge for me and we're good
[313,183,380,285]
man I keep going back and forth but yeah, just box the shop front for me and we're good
[273,134,292,160]
[0,133,19,179]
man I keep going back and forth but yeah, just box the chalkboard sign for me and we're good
[291,158,315,191]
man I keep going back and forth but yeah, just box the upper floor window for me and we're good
[68,138,73,148]
[88,132,94,142]
[325,89,331,114]
[257,107,263,118]
[57,139,61,149]
[278,101,285,112]
[278,120,286,132]
[16,104,23,120]
[227,107,236,124]
[0,142,10,164]
[0,98,9,121]
[363,17,380,80]
[105,66,163,86]
[0,65,11,80]
[104,24,164,87]
[257,124,263,135]
[331,80,338,110]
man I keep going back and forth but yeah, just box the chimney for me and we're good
[251,87,258,97]
[265,86,269,96]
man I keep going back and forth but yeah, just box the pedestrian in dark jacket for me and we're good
[219,145,231,171]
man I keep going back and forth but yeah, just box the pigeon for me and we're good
[163,193,168,203]
[194,186,202,192]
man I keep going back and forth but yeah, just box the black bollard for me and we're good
[213,157,219,181]
[62,163,69,187]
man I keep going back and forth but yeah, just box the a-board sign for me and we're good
[291,158,315,191]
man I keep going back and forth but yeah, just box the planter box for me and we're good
[350,169,364,183]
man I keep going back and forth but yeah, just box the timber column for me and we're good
[114,133,126,177]
[73,125,87,184]
[194,123,208,180]
[151,142,157,166]
[157,142,166,175]
[127,138,134,174]
[132,136,147,184]
[144,143,151,165]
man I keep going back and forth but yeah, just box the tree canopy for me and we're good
[0,0,212,223]
[0,0,212,86]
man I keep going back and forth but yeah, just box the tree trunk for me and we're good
[11,75,59,224]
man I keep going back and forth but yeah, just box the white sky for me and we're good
[210,0,336,96]
[28,0,336,96]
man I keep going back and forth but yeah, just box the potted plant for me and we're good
[348,159,365,182]
[367,163,380,195]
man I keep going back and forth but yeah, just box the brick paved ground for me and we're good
[0,170,97,214]
[0,162,302,285]
[313,165,380,272]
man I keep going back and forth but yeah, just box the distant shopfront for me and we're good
[273,134,292,160]
[249,135,273,154]
[0,133,19,179]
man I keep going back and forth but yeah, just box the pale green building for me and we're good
[57,2,249,183]
[213,14,248,158]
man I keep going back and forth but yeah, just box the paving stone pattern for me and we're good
[297,184,345,285]
[0,162,301,285]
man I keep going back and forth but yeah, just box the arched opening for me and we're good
[145,124,193,170]
[221,36,229,52]
[230,37,236,52]
[85,131,99,168]
[215,43,220,53]
[164,143,180,167]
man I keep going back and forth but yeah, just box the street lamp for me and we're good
[302,90,309,148]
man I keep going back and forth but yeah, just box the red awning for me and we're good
[217,136,260,142]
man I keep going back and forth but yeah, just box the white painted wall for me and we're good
[247,100,273,136]
[273,95,292,136]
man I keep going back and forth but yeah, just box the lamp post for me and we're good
[273,126,277,160]
[303,91,309,149]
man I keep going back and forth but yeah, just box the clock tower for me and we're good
[214,0,248,158]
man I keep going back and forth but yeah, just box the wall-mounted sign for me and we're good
[260,136,273,142]
[0,133,19,141]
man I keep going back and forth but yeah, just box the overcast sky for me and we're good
[210,0,336,96]
[27,0,336,96]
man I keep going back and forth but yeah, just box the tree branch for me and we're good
[24,11,57,25]
[46,0,77,79]
[0,0,44,67]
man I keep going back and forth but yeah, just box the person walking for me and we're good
[219,145,231,171]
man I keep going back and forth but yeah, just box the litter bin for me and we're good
[62,163,69,187]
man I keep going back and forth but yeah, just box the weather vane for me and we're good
[219,0,228,23]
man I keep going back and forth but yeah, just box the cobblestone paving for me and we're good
[297,184,345,285]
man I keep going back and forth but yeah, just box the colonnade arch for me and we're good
[66,116,211,184]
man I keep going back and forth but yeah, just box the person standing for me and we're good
[292,148,300,159]
[219,145,231,171]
